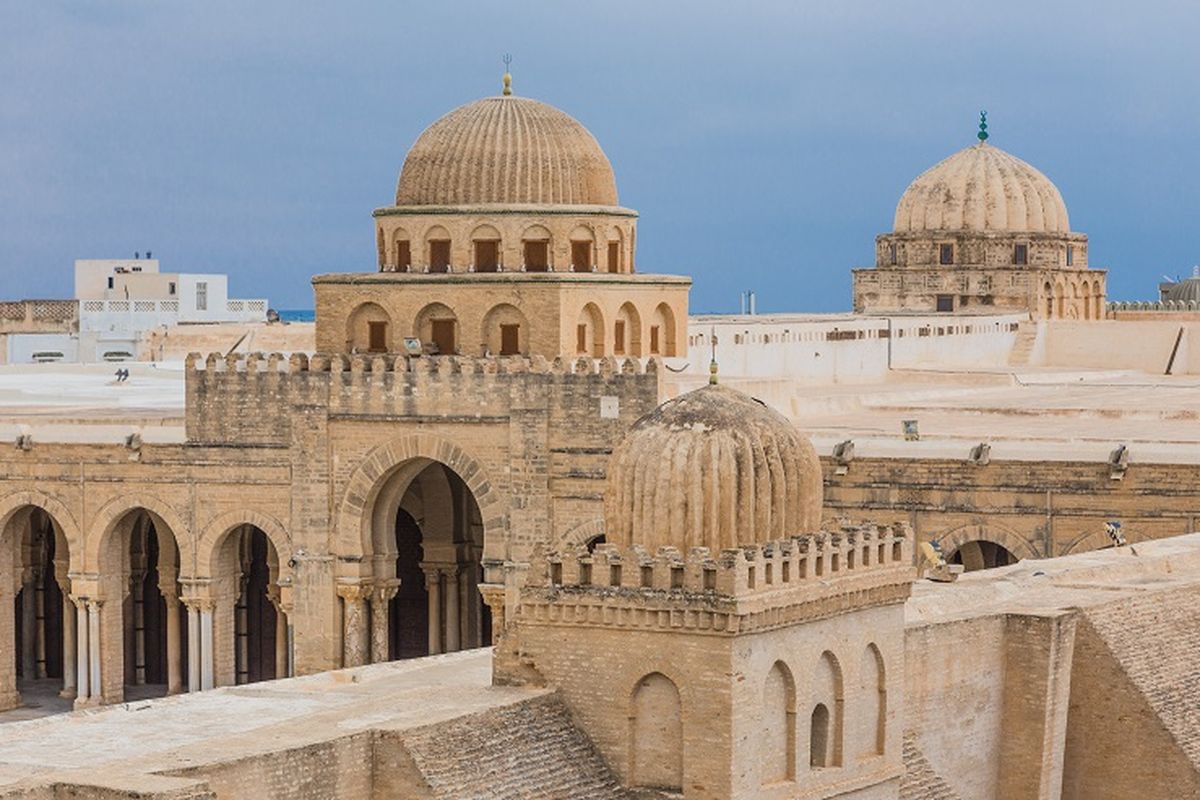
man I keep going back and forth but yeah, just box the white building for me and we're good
[2,258,269,364]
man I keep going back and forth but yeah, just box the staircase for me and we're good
[1007,322,1038,367]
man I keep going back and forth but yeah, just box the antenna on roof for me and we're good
[977,110,989,142]
[502,54,513,96]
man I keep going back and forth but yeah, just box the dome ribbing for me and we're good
[395,95,618,207]
[893,142,1070,234]
[604,385,823,552]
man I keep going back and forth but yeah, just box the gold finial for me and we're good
[502,53,513,96]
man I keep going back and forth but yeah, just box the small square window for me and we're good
[1013,244,1029,265]
[939,243,954,265]
[168,282,176,296]
[936,294,954,312]
[107,277,114,290]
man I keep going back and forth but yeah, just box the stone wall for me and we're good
[822,456,1200,561]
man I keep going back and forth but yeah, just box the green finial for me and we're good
[502,54,513,96]
[977,110,989,142]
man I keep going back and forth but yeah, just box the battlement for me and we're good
[184,351,662,447]
[517,523,915,635]
[184,351,662,377]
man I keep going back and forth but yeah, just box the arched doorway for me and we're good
[97,509,186,702]
[948,540,1017,571]
[371,460,490,661]
[1,507,71,709]
[211,524,285,686]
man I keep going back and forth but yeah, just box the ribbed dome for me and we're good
[894,142,1070,234]
[395,95,618,207]
[1165,274,1200,305]
[604,385,823,552]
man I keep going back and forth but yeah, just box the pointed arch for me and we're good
[861,643,887,757]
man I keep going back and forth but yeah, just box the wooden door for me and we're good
[431,319,456,354]
[500,324,520,355]
[368,321,388,352]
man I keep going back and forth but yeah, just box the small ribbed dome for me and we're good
[604,385,823,552]
[1165,272,1200,305]
[894,142,1070,234]
[395,95,618,207]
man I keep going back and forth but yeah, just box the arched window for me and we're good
[631,673,683,791]
[616,302,642,357]
[471,224,501,273]
[569,225,595,273]
[347,302,391,354]
[650,303,677,357]
[425,225,451,273]
[1043,282,1054,318]
[607,227,623,273]
[810,651,844,769]
[522,225,552,272]
[1081,281,1092,320]
[761,661,796,784]
[414,302,458,355]
[577,303,605,357]
[861,644,886,757]
[482,303,530,356]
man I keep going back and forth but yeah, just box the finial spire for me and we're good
[977,110,989,142]
[709,327,719,385]
[502,54,513,96]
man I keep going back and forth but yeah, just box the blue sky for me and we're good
[3,1,1198,312]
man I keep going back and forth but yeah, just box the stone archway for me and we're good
[91,504,188,704]
[934,523,1035,572]
[335,435,505,668]
[195,511,293,691]
[0,497,76,713]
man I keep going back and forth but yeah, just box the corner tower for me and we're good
[497,384,914,800]
[313,73,690,359]
[853,115,1106,319]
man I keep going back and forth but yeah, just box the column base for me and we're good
[58,687,78,700]
[73,695,105,710]
[0,689,21,712]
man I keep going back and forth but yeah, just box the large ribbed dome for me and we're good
[893,142,1070,234]
[604,385,823,552]
[395,95,618,207]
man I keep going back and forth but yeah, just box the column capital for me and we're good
[336,583,369,603]
[182,597,217,612]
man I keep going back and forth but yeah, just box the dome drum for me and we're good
[875,230,1088,271]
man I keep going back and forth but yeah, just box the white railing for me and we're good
[80,298,268,332]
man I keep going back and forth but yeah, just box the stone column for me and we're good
[131,567,146,685]
[60,597,76,699]
[165,596,182,694]
[73,597,90,705]
[56,564,74,698]
[20,574,36,680]
[445,567,461,653]
[86,600,102,701]
[369,582,399,663]
[34,572,47,679]
[338,584,369,669]
[186,601,201,693]
[478,583,506,646]
[425,569,443,655]
[274,605,287,679]
[199,602,215,690]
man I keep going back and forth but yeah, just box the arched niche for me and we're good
[347,302,392,354]
[481,303,530,357]
[413,302,459,356]
[576,303,605,357]
[761,660,796,785]
[810,650,844,769]
[471,224,502,273]
[630,672,683,791]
